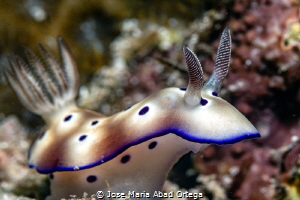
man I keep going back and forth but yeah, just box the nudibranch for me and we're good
[3,28,260,200]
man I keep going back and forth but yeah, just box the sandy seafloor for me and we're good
[0,0,299,199]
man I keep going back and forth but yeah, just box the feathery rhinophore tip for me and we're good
[215,27,231,81]
[183,45,204,106]
[203,28,231,95]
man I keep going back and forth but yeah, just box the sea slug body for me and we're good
[3,28,260,199]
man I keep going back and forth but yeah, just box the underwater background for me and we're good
[0,0,299,199]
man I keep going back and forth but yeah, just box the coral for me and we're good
[0,116,48,199]
[194,1,300,199]
[78,7,229,115]
[78,18,186,114]
[229,0,300,121]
